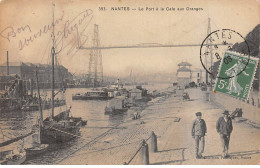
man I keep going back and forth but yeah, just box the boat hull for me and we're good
[1,151,26,165]
[40,111,83,144]
[25,144,49,159]
[72,95,111,100]
[40,126,80,144]
[104,107,128,115]
[0,150,12,165]
[40,110,85,144]
[6,154,26,165]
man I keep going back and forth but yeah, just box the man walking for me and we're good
[216,110,233,158]
[191,112,207,159]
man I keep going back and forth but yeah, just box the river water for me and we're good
[0,83,172,164]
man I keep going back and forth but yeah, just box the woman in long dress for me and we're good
[225,59,249,96]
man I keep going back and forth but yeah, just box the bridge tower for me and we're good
[88,24,103,87]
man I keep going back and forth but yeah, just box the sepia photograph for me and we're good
[0,0,259,166]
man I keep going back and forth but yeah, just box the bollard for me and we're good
[258,99,260,108]
[252,98,255,106]
[149,131,158,153]
[205,92,209,101]
[140,140,149,165]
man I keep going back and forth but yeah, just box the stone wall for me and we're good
[210,92,260,124]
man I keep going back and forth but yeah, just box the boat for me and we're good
[32,5,86,145]
[25,144,49,159]
[0,149,26,165]
[72,76,111,100]
[5,150,26,165]
[104,96,128,114]
[107,80,129,98]
[0,104,34,165]
[0,110,31,165]
[25,123,50,159]
[39,69,83,143]
[26,112,87,156]
[72,89,111,100]
[0,139,27,165]
[25,122,50,159]
[40,109,83,144]
[0,150,11,165]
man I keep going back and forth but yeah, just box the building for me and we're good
[0,62,73,89]
[0,62,24,77]
[129,88,142,100]
[191,68,207,85]
[176,62,192,88]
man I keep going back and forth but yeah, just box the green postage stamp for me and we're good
[214,51,259,101]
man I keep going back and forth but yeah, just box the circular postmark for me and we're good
[200,29,250,79]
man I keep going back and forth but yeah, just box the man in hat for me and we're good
[191,112,207,159]
[216,110,233,158]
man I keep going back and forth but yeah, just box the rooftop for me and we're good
[177,67,191,72]
[129,88,142,93]
[178,62,192,66]
[0,62,23,66]
[0,62,66,69]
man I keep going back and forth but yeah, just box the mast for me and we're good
[36,66,43,124]
[6,51,9,75]
[51,3,55,118]
[35,66,43,144]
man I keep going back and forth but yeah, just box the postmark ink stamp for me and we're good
[200,29,250,79]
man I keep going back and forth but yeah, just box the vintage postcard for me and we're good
[0,0,259,165]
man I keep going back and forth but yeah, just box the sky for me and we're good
[0,0,259,79]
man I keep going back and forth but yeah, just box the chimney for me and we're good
[6,51,9,75]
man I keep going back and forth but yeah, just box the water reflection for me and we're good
[0,84,171,164]
[107,112,128,125]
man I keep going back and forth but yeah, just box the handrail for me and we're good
[125,134,152,165]
[125,142,143,165]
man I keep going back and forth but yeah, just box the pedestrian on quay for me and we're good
[191,112,207,159]
[216,110,233,158]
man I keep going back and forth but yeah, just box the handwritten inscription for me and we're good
[0,9,94,55]
[18,11,65,50]
[55,9,93,56]
[0,25,32,41]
